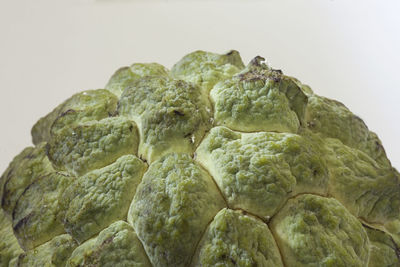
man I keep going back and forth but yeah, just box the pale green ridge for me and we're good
[106,63,169,97]
[270,194,370,267]
[10,234,77,267]
[210,56,308,133]
[385,220,400,248]
[47,117,139,176]
[306,94,390,167]
[61,155,147,243]
[118,76,212,163]
[196,126,329,220]
[286,75,314,95]
[0,209,23,267]
[325,128,400,259]
[0,147,33,212]
[12,172,72,250]
[363,221,400,248]
[0,143,54,215]
[324,138,400,226]
[171,50,245,93]
[32,89,118,145]
[365,227,400,267]
[66,238,96,266]
[66,221,151,267]
[191,208,284,267]
[128,153,226,267]
[8,257,18,266]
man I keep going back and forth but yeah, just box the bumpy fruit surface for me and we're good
[1,50,399,267]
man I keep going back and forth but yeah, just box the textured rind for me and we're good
[365,226,400,267]
[211,57,308,133]
[106,63,169,97]
[60,155,147,243]
[66,221,151,267]
[0,50,399,266]
[191,208,284,267]
[31,89,118,145]
[118,76,212,163]
[12,172,72,250]
[324,138,400,228]
[306,94,390,167]
[10,234,77,267]
[1,143,54,215]
[128,153,226,267]
[171,50,245,93]
[270,194,370,267]
[196,126,329,220]
[0,209,23,267]
[47,116,139,176]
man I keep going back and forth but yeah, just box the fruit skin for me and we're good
[0,50,399,267]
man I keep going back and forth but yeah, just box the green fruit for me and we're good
[1,50,399,267]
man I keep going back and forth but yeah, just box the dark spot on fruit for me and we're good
[270,69,282,82]
[13,212,34,232]
[272,69,283,74]
[24,153,35,160]
[60,109,76,117]
[139,155,147,164]
[174,110,184,116]
[307,121,316,128]
[375,140,383,151]
[101,235,114,247]
[249,56,265,67]
[17,253,27,263]
[144,185,152,194]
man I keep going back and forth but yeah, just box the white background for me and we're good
[0,0,399,173]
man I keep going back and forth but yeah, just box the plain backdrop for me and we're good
[0,0,399,173]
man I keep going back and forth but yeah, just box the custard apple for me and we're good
[1,50,399,267]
